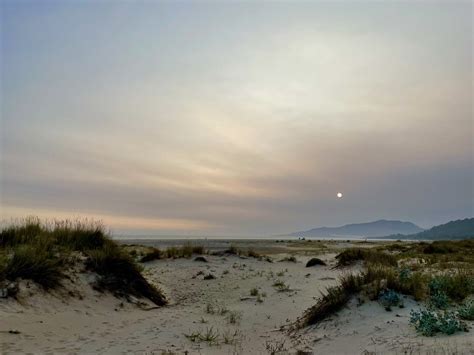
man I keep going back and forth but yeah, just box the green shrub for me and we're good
[410,309,466,336]
[379,289,403,310]
[458,300,474,320]
[429,273,474,302]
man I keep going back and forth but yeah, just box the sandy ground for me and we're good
[1,240,473,354]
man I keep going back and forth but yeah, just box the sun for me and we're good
[337,192,343,198]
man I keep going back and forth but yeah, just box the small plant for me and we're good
[201,327,219,345]
[280,256,297,263]
[184,330,202,342]
[227,310,242,324]
[458,300,474,320]
[430,291,450,309]
[222,329,241,345]
[410,309,466,336]
[276,270,285,277]
[250,287,259,296]
[378,289,403,311]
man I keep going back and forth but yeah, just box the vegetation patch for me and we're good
[298,262,473,328]
[0,217,166,306]
[335,248,397,267]
[410,309,467,336]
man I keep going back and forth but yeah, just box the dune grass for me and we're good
[299,242,474,329]
[2,244,64,289]
[0,217,166,305]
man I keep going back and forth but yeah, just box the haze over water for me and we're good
[1,1,472,236]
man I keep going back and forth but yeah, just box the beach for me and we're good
[2,239,473,354]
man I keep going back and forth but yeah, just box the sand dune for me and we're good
[2,240,473,354]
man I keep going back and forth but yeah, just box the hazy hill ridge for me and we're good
[383,218,474,240]
[287,219,424,238]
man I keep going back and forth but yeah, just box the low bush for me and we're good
[410,309,466,336]
[379,289,403,310]
[458,300,474,320]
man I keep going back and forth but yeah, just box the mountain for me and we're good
[287,220,424,238]
[383,218,474,240]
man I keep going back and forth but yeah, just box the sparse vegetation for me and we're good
[378,289,403,311]
[458,299,474,320]
[299,241,474,332]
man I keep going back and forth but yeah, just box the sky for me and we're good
[1,1,472,236]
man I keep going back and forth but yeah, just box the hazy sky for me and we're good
[1,1,472,236]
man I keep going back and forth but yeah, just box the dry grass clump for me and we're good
[0,217,167,306]
[335,248,397,268]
